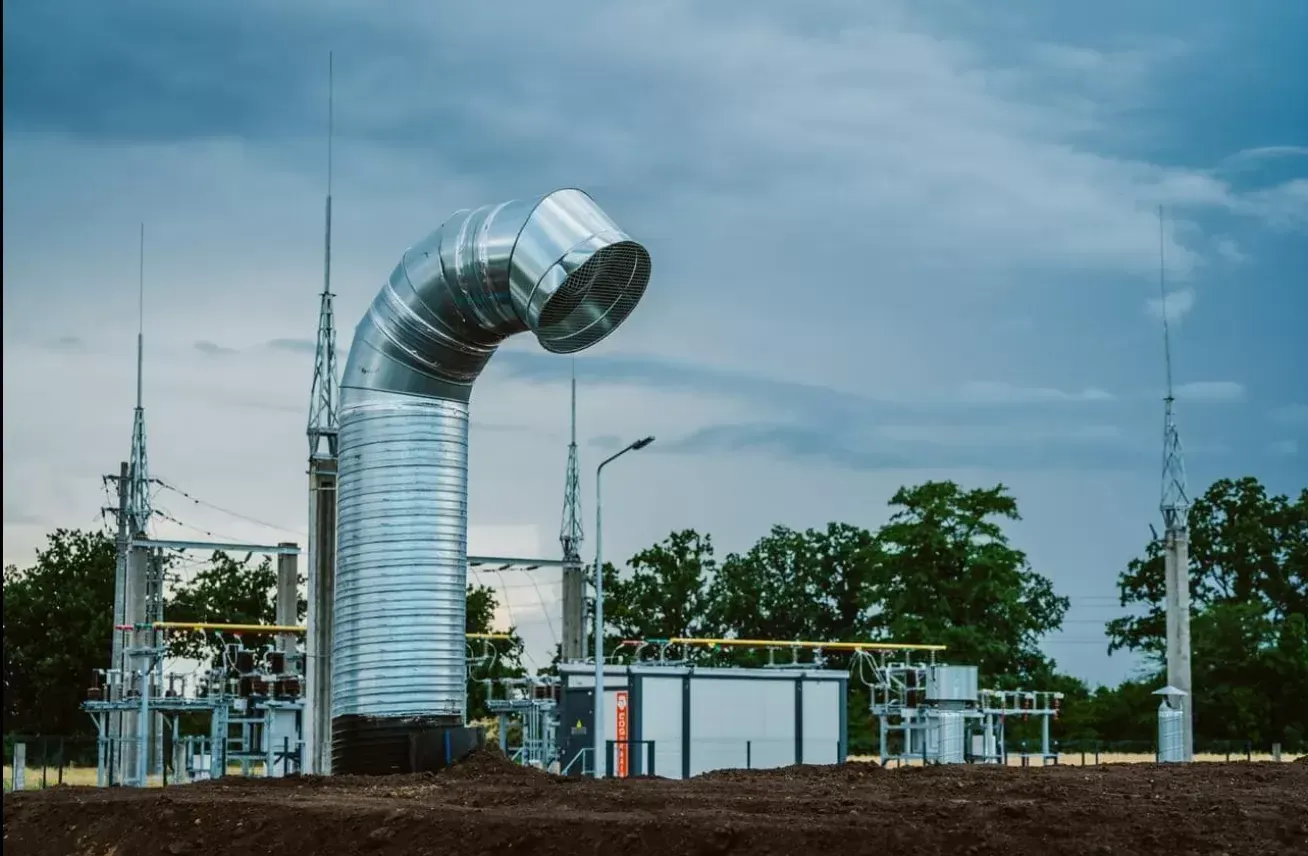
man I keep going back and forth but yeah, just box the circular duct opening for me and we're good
[535,240,651,354]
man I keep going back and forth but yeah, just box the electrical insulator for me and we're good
[1052,695,1061,719]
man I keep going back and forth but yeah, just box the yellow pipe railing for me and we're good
[121,621,515,641]
[662,637,946,652]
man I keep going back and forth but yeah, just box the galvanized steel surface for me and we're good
[1157,703,1186,763]
[333,189,650,722]
[333,392,470,719]
[340,188,650,404]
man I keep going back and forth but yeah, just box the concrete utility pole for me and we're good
[1157,206,1193,762]
[276,543,300,653]
[559,361,586,662]
[305,51,341,776]
[123,545,150,785]
[107,461,130,784]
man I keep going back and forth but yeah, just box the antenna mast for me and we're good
[1156,205,1193,763]
[126,223,152,537]
[559,359,586,660]
[308,51,340,458]
[561,359,584,560]
[1159,206,1188,528]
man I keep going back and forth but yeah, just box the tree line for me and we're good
[4,476,1303,752]
[585,476,1306,752]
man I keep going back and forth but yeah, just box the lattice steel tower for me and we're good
[559,360,586,660]
[1157,205,1193,761]
[307,53,340,462]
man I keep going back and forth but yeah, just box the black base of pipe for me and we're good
[332,715,485,776]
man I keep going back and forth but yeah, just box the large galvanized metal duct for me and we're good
[332,189,651,773]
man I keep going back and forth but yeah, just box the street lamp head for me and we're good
[631,436,655,451]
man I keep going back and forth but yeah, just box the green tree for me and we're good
[2,529,117,736]
[606,529,718,640]
[465,582,527,720]
[164,552,299,662]
[708,523,878,645]
[1106,477,1308,750]
[872,481,1069,683]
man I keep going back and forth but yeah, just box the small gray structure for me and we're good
[555,663,848,779]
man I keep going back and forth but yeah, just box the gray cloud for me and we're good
[1173,381,1245,404]
[5,0,1302,283]
[1,1,346,144]
[265,338,317,355]
[656,420,1147,473]
[194,340,237,357]
[491,348,1121,417]
[1267,439,1298,457]
[1269,404,1308,429]
[489,348,1147,470]
[44,335,86,352]
[1,508,47,527]
[588,435,623,452]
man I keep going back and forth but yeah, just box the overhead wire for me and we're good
[151,476,305,538]
[490,568,538,670]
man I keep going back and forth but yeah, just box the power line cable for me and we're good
[151,476,304,537]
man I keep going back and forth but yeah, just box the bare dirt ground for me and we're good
[4,749,1306,856]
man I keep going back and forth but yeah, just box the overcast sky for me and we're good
[3,0,1305,688]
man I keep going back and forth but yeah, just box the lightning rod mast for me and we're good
[308,53,340,459]
[127,223,152,537]
[560,359,586,661]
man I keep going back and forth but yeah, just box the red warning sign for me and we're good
[615,690,629,778]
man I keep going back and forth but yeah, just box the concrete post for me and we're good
[1272,743,1282,762]
[137,658,151,787]
[1164,532,1194,762]
[12,742,26,791]
[121,545,150,785]
[276,543,299,654]
[561,561,585,662]
[305,460,337,774]
[109,461,130,779]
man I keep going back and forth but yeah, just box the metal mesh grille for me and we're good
[536,240,651,354]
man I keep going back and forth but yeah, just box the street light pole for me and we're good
[593,435,654,779]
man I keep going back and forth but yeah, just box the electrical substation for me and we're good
[79,167,1084,785]
[62,67,1201,795]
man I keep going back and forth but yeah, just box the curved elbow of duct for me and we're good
[331,189,651,773]
[342,187,651,402]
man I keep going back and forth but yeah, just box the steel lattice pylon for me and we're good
[560,362,583,563]
[308,53,339,461]
[307,284,339,459]
[1160,395,1189,530]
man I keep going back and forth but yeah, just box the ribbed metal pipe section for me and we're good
[331,189,651,767]
[333,391,469,719]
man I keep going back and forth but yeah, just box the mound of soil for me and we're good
[435,746,556,785]
[5,761,1306,855]
[696,759,883,782]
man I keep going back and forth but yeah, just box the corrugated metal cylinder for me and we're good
[1157,703,1185,763]
[934,711,966,764]
[331,189,651,772]
[333,393,471,720]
